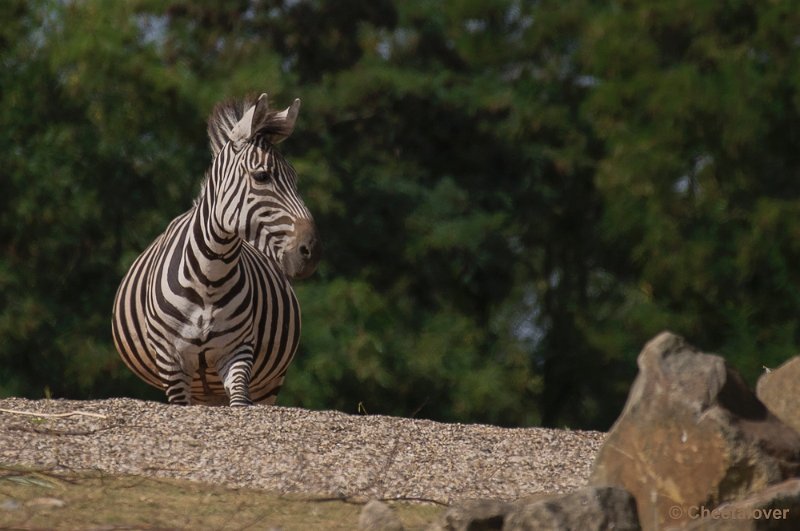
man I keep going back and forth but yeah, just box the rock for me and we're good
[590,332,800,531]
[436,499,512,531]
[504,486,641,531]
[434,488,639,531]
[757,356,800,435]
[0,499,21,511]
[359,499,404,531]
[24,497,66,508]
[667,478,800,530]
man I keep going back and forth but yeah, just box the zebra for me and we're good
[112,93,320,406]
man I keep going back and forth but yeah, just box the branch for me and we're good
[0,408,107,420]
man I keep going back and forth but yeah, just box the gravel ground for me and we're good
[0,397,604,504]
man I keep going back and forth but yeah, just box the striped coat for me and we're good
[112,93,320,406]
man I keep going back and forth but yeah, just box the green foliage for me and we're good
[582,0,800,387]
[2,0,800,429]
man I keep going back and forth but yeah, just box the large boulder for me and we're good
[757,356,800,436]
[590,332,800,531]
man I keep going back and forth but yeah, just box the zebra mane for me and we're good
[206,94,294,158]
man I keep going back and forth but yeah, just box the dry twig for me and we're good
[0,408,107,420]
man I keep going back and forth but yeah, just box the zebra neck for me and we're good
[188,200,242,283]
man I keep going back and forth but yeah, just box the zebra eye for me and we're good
[252,171,271,183]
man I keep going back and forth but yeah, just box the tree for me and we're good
[582,0,800,382]
[0,1,201,399]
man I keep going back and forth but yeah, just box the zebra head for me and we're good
[205,93,321,279]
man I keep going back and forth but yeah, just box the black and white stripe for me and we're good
[112,93,320,406]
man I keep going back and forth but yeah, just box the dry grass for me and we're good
[0,466,442,530]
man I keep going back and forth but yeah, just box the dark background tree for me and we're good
[2,0,799,430]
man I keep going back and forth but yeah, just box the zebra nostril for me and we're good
[292,220,320,275]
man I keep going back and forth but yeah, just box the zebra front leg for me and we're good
[215,348,254,407]
[156,351,196,405]
[161,364,194,405]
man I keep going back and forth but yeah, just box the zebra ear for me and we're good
[265,99,301,144]
[229,93,270,147]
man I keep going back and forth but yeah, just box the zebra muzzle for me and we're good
[282,219,321,280]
